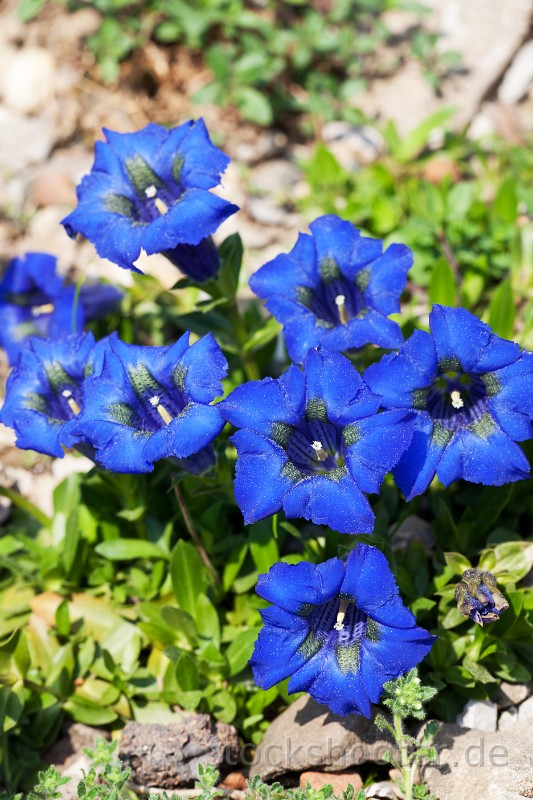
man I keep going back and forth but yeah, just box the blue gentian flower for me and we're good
[61,121,239,281]
[250,544,436,716]
[219,348,414,534]
[0,333,96,458]
[62,331,228,474]
[364,305,533,499]
[249,215,412,364]
[0,253,84,364]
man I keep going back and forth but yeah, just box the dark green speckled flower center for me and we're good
[413,359,501,439]
[295,257,369,328]
[298,596,381,675]
[270,399,361,483]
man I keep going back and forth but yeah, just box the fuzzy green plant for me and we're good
[374,669,439,800]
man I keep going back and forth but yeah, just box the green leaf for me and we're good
[463,657,495,684]
[116,506,147,522]
[488,277,515,339]
[444,552,472,576]
[55,600,70,638]
[249,522,279,574]
[393,107,454,162]
[480,541,533,584]
[218,234,244,296]
[18,0,45,21]
[243,317,282,353]
[429,257,456,306]
[64,696,118,725]
[235,87,273,126]
[225,628,260,676]
[171,540,207,619]
[160,606,197,642]
[95,539,168,561]
[195,594,220,645]
[175,652,199,691]
[493,179,518,223]
[223,543,249,591]
[0,683,24,732]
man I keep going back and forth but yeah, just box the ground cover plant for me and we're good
[18,0,459,129]
[0,114,532,800]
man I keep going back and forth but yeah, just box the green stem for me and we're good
[394,711,413,800]
[227,298,261,381]
[172,481,220,587]
[0,486,51,529]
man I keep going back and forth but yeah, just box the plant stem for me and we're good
[0,486,51,529]
[227,298,261,381]
[172,481,220,586]
[394,710,413,800]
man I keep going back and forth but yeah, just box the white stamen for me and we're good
[450,390,464,409]
[31,303,55,316]
[154,196,169,215]
[62,389,80,415]
[311,440,328,462]
[335,294,349,325]
[149,395,172,425]
[145,185,157,198]
[333,597,349,631]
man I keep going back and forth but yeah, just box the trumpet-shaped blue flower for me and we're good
[250,544,436,716]
[62,331,228,474]
[364,305,533,499]
[0,252,123,364]
[0,253,84,364]
[61,120,239,281]
[219,348,414,534]
[249,215,412,363]
[0,333,97,458]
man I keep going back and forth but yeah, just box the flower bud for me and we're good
[455,569,509,626]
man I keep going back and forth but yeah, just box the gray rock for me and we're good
[518,695,533,723]
[44,723,111,800]
[455,699,498,732]
[498,41,533,105]
[353,0,533,134]
[499,706,519,731]
[0,108,54,173]
[424,720,533,800]
[391,515,435,554]
[321,122,384,169]
[1,48,56,114]
[250,694,394,780]
[492,681,532,710]
[119,716,240,788]
[365,781,402,799]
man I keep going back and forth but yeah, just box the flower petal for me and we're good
[231,429,294,524]
[256,558,345,613]
[282,471,374,534]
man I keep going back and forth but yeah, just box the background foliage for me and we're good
[18,0,459,128]
[1,0,533,790]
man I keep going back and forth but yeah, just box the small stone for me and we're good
[498,706,519,731]
[422,156,462,184]
[365,781,402,799]
[247,197,296,227]
[219,772,247,791]
[518,694,533,722]
[321,122,384,168]
[2,48,56,114]
[498,41,533,105]
[455,699,498,732]
[299,771,364,793]
[249,159,301,195]
[492,681,532,710]
[391,515,435,553]
[0,108,54,172]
